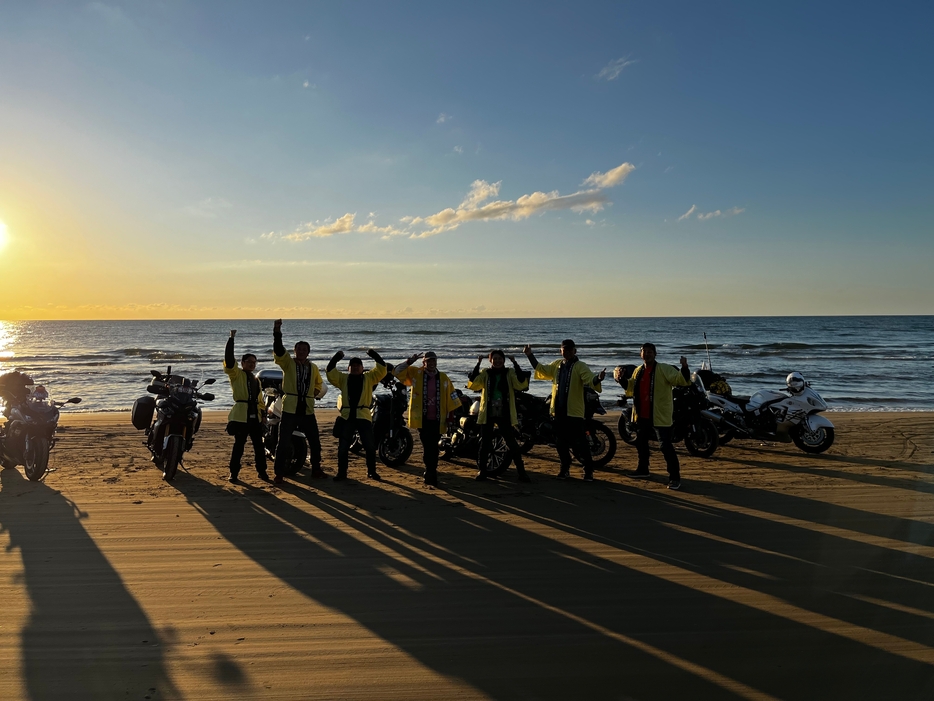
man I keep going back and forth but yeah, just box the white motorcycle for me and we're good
[700,372,835,454]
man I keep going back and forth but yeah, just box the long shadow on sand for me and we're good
[0,468,179,701]
[177,470,934,701]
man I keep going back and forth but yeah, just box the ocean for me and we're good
[0,317,931,413]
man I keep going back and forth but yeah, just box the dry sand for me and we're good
[1,410,933,700]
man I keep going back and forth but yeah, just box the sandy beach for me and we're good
[1,410,933,700]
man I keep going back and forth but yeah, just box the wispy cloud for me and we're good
[183,197,232,219]
[437,112,452,124]
[677,204,697,221]
[596,56,638,81]
[277,162,635,241]
[286,213,356,240]
[581,162,636,188]
[677,204,745,222]
[453,145,463,154]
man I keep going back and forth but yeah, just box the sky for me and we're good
[0,0,932,319]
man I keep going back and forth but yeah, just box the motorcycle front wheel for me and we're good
[284,435,307,475]
[793,424,834,454]
[514,414,536,454]
[617,410,637,446]
[684,419,719,458]
[478,432,513,477]
[23,436,50,482]
[379,428,414,467]
[162,434,184,481]
[579,420,617,469]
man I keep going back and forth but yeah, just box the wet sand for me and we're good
[1,411,933,700]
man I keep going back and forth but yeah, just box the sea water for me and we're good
[0,317,931,413]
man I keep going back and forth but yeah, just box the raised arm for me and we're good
[508,355,531,382]
[366,348,386,366]
[327,350,344,373]
[523,344,539,370]
[273,319,286,357]
[467,355,483,381]
[224,330,236,369]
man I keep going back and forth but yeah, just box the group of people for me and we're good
[223,321,692,490]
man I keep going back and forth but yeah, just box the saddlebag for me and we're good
[131,395,156,430]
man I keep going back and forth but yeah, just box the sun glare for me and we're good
[0,220,8,250]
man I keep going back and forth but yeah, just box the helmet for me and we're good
[786,372,806,393]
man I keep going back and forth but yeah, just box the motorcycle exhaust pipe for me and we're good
[701,409,742,432]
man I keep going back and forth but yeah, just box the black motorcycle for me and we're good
[613,365,719,458]
[513,388,617,469]
[0,374,82,481]
[349,375,414,467]
[439,392,514,477]
[257,368,308,475]
[132,366,215,481]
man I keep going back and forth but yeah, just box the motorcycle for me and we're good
[513,388,617,469]
[700,371,835,453]
[348,374,414,467]
[613,365,719,458]
[257,368,311,475]
[0,375,82,481]
[132,366,215,481]
[439,391,514,477]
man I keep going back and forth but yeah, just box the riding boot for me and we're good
[514,455,531,483]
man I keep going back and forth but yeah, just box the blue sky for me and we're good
[0,1,931,318]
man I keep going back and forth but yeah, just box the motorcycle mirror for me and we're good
[150,370,160,378]
[66,397,82,404]
[203,378,216,385]
[201,393,215,401]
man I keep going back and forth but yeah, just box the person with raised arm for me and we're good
[467,349,531,482]
[393,351,462,487]
[326,348,387,482]
[624,342,691,490]
[223,330,267,483]
[272,319,326,485]
[524,339,606,482]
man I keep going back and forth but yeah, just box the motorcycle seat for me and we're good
[728,394,751,406]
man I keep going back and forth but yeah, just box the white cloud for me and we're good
[581,162,636,189]
[697,206,745,220]
[283,161,635,242]
[596,56,638,81]
[677,204,697,222]
[303,80,309,88]
[453,145,463,154]
[437,113,452,124]
[286,213,356,240]
[183,197,232,219]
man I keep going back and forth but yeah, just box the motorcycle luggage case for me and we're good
[132,395,156,430]
[258,368,283,391]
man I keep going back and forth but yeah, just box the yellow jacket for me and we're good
[274,352,324,414]
[534,358,602,418]
[467,367,529,426]
[327,364,387,421]
[626,363,690,428]
[394,364,462,431]
[223,364,264,423]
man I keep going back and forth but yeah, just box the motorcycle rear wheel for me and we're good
[23,436,50,482]
[617,411,637,446]
[284,435,307,475]
[162,434,184,481]
[478,432,513,477]
[379,428,414,467]
[793,425,834,454]
[579,420,617,469]
[514,413,536,454]
[684,419,719,458]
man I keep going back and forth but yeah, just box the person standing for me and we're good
[467,350,531,482]
[524,339,605,481]
[272,319,326,485]
[223,330,268,483]
[625,343,691,490]
[327,349,387,481]
[393,351,462,486]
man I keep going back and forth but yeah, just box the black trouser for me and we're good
[635,419,679,479]
[478,417,526,473]
[230,419,267,475]
[273,410,322,476]
[418,418,441,481]
[554,415,592,474]
[337,417,376,476]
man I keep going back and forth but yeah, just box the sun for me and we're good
[0,220,7,250]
